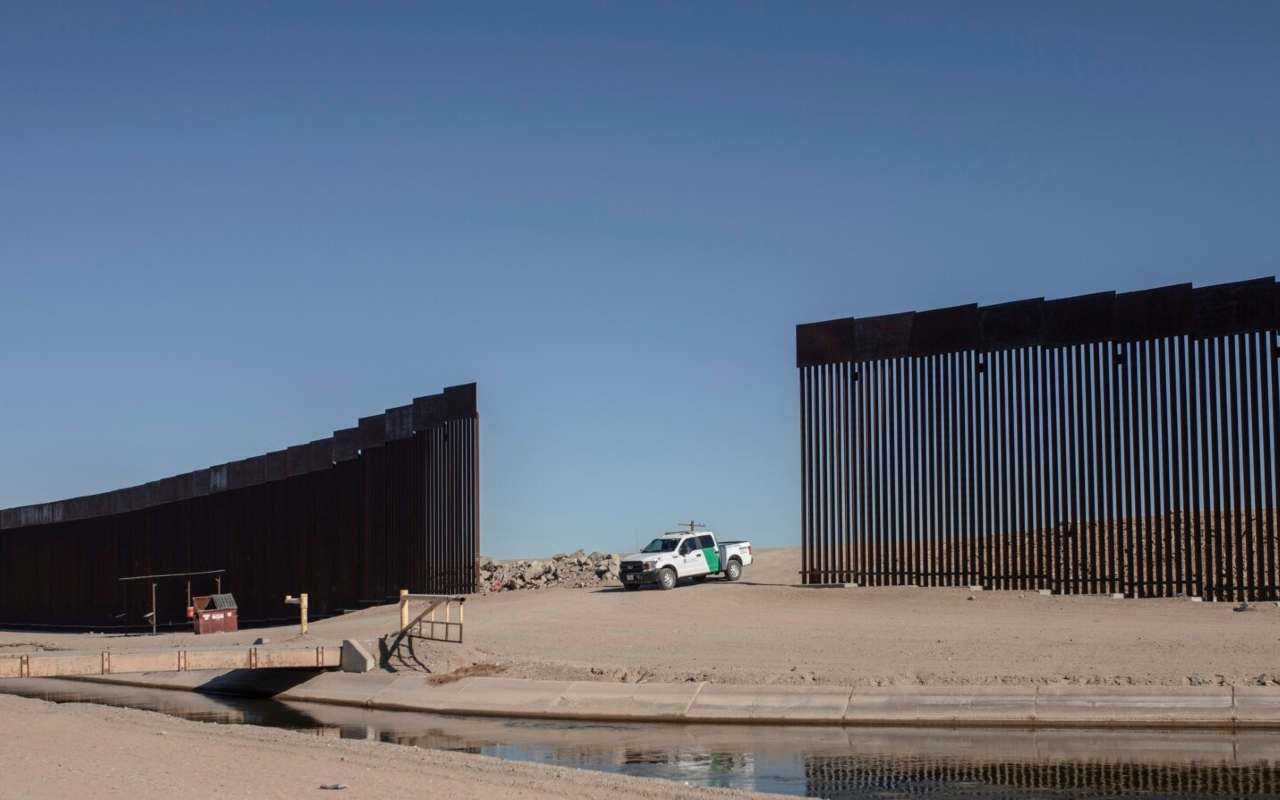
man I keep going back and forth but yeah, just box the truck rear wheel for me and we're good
[658,567,677,590]
[725,559,742,581]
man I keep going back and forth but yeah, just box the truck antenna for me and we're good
[676,520,706,533]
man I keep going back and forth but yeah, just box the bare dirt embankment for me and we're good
[452,547,1280,688]
[3,547,1279,687]
[0,693,785,800]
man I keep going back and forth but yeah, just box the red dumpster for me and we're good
[192,593,239,634]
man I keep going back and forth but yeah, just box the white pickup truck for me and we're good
[618,531,753,590]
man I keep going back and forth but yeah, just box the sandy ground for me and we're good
[0,692,786,800]
[3,547,1280,687]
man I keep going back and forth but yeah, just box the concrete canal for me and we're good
[3,678,1280,799]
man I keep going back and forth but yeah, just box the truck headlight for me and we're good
[643,561,656,570]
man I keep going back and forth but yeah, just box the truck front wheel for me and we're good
[658,567,678,590]
[725,559,742,581]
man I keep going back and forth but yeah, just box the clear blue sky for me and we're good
[2,3,1277,558]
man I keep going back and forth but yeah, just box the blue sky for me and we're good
[2,2,1277,557]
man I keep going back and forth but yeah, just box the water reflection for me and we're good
[3,678,1279,799]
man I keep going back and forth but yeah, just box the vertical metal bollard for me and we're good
[399,589,409,633]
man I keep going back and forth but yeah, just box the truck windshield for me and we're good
[641,538,679,553]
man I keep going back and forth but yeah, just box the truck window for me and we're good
[641,538,679,553]
[679,539,696,555]
[697,535,715,549]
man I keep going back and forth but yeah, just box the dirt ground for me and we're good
[3,547,1280,687]
[0,693,785,800]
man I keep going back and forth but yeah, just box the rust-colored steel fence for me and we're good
[0,383,478,629]
[797,279,1280,600]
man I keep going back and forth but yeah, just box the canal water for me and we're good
[4,678,1280,799]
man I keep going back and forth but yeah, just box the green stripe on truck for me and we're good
[703,547,721,573]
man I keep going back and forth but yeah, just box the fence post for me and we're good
[284,593,309,635]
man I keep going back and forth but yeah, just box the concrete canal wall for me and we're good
[54,670,1280,730]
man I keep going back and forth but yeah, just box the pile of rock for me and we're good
[476,550,622,594]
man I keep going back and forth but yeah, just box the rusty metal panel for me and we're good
[1114,283,1193,342]
[263,449,287,481]
[413,393,444,430]
[127,484,151,511]
[285,444,310,477]
[109,490,132,515]
[62,496,89,522]
[442,383,477,419]
[79,493,104,518]
[169,476,191,502]
[1195,277,1276,337]
[1044,291,1115,347]
[208,464,228,493]
[330,457,362,609]
[383,436,413,592]
[384,405,413,440]
[796,318,856,368]
[306,438,332,471]
[148,478,178,506]
[226,456,266,489]
[910,305,978,357]
[979,299,1044,352]
[359,441,386,601]
[358,414,386,450]
[854,313,914,362]
[188,469,211,497]
[332,427,359,461]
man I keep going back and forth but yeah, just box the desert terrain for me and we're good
[0,692,787,800]
[2,547,1278,688]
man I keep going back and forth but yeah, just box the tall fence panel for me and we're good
[797,279,1279,600]
[0,383,479,629]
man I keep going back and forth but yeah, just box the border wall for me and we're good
[0,383,478,628]
[797,279,1279,600]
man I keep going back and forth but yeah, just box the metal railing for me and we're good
[397,590,466,644]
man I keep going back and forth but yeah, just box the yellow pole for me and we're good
[300,593,309,635]
[399,589,409,632]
